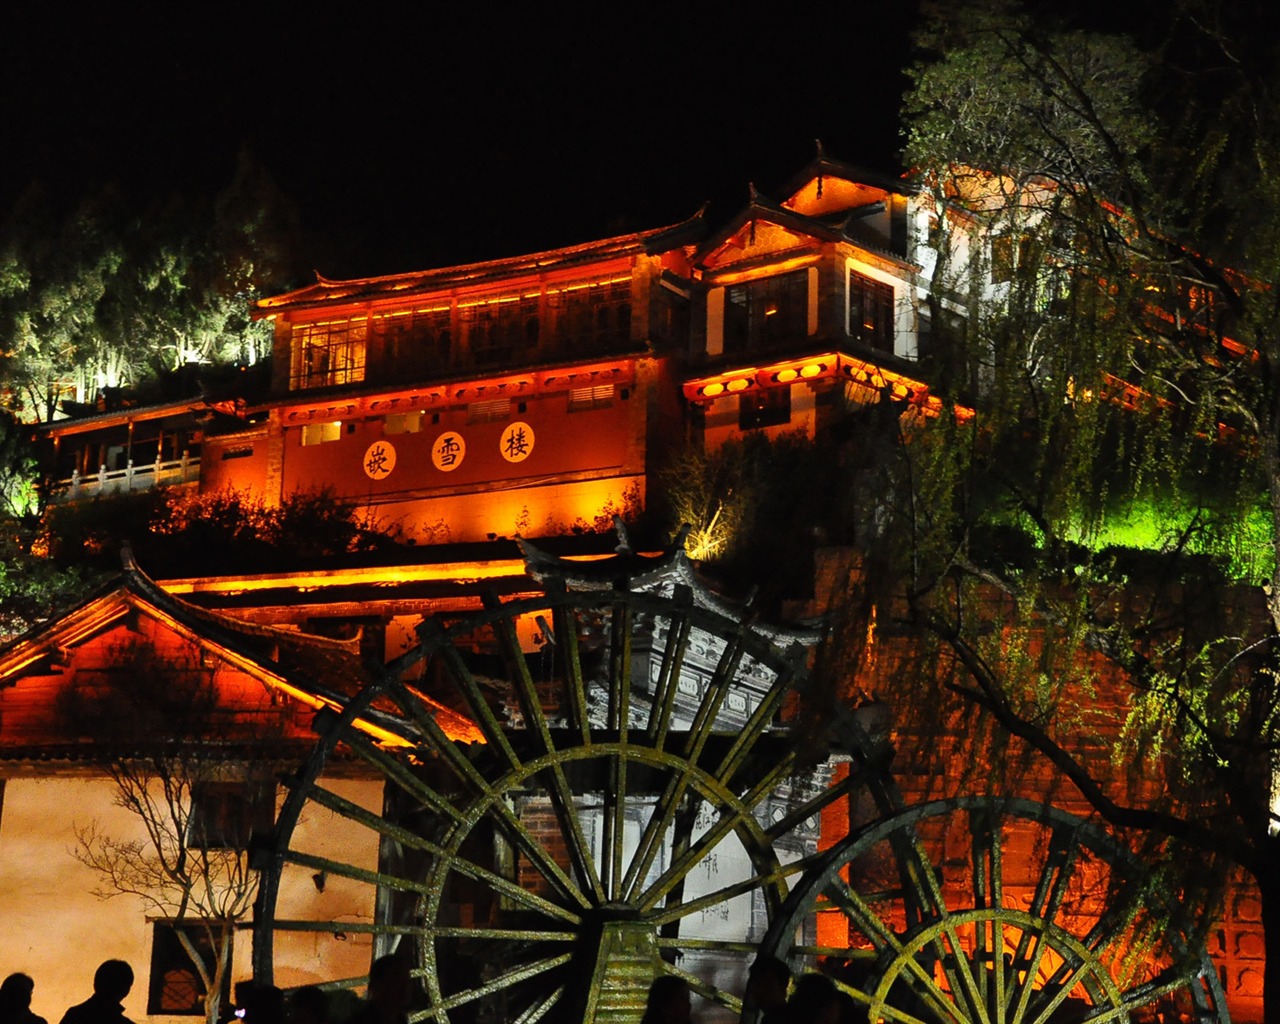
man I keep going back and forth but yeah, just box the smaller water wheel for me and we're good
[758,797,1229,1024]
[254,549,889,1024]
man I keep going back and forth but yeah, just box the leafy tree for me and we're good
[0,154,295,421]
[840,2,1280,1020]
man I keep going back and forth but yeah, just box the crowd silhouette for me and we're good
[5,953,862,1024]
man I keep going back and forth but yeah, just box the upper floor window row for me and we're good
[286,276,633,391]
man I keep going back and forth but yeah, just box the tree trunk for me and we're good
[1258,840,1280,1024]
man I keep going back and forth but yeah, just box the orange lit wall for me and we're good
[365,474,645,544]
[201,429,271,495]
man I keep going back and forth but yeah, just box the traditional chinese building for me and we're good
[5,153,1265,1023]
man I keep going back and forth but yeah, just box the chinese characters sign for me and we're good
[432,432,466,472]
[358,423,537,480]
[500,421,535,463]
[363,441,396,480]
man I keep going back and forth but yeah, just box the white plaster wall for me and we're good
[0,776,156,1022]
[269,777,383,991]
[0,774,383,1021]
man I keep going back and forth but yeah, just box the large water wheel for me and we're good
[759,797,1229,1024]
[252,546,1228,1024]
[253,550,882,1023]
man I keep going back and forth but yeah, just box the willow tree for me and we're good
[836,2,1280,1020]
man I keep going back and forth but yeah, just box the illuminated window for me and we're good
[459,294,539,367]
[148,922,231,1016]
[848,271,894,352]
[300,421,342,446]
[289,319,367,390]
[548,278,632,354]
[371,307,452,378]
[739,386,791,430]
[568,384,614,411]
[724,271,808,354]
[384,411,423,435]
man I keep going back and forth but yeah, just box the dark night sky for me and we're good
[1,3,920,282]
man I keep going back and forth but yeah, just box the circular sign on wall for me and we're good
[431,431,466,472]
[363,440,396,480]
[499,421,535,463]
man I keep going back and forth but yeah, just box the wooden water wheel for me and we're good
[253,548,881,1023]
[757,797,1229,1024]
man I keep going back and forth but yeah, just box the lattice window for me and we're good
[848,270,895,352]
[147,922,230,1016]
[289,319,367,390]
[568,384,615,411]
[724,271,808,354]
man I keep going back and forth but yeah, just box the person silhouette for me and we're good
[640,976,693,1024]
[348,955,413,1024]
[288,985,329,1024]
[744,957,790,1024]
[58,960,134,1024]
[0,972,49,1024]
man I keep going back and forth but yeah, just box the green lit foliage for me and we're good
[0,153,295,421]
[0,525,101,645]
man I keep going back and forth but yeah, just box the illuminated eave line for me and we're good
[682,352,975,422]
[158,558,532,596]
[262,358,639,426]
[253,216,700,313]
[0,599,132,682]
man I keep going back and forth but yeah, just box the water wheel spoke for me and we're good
[295,782,581,923]
[425,925,578,942]
[509,983,565,1024]
[622,753,702,908]
[547,597,590,742]
[681,623,749,766]
[664,960,744,1013]
[318,730,468,827]
[484,596,607,902]
[604,596,634,898]
[269,919,424,936]
[644,587,694,749]
[656,936,767,955]
[637,785,778,910]
[881,946,974,1024]
[282,848,439,898]
[1022,965,1092,1024]
[431,952,573,1012]
[760,761,873,844]
[418,616,523,770]
[712,651,805,785]
[482,790,595,912]
[648,857,807,927]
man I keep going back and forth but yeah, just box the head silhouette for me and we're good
[93,960,134,1002]
[0,973,35,1011]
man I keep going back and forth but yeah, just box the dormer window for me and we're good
[723,271,808,354]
